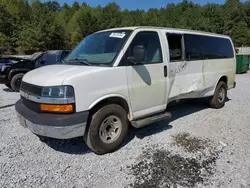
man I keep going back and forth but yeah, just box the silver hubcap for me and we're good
[218,87,226,103]
[99,115,122,144]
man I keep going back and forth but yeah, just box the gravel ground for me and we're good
[0,86,19,108]
[0,72,250,188]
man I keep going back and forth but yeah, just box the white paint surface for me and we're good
[21,27,236,120]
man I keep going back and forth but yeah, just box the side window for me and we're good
[35,54,47,68]
[35,55,44,64]
[202,36,234,59]
[44,54,57,65]
[127,31,163,64]
[167,34,183,62]
[184,34,204,61]
[184,34,234,61]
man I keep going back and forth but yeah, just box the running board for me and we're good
[131,112,172,128]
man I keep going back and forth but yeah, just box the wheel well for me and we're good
[90,97,130,117]
[9,71,27,80]
[218,76,228,86]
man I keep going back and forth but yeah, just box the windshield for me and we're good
[29,52,43,61]
[65,30,132,66]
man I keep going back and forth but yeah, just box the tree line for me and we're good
[0,0,250,54]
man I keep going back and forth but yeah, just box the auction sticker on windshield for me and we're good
[109,32,126,38]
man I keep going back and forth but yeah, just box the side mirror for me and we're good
[127,45,145,64]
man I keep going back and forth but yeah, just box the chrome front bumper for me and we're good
[15,99,89,140]
[17,113,86,139]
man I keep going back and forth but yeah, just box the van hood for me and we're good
[22,64,107,86]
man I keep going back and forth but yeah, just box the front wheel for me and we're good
[10,73,25,92]
[84,104,129,155]
[209,81,227,109]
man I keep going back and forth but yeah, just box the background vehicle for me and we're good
[0,59,13,70]
[15,27,236,155]
[0,50,70,92]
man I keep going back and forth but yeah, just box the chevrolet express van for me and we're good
[15,27,236,155]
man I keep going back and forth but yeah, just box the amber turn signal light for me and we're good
[40,104,73,113]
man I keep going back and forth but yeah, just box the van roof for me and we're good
[99,26,229,38]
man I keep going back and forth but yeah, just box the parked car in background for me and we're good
[35,50,71,68]
[0,50,70,91]
[0,59,13,70]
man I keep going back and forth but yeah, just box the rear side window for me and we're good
[44,54,57,65]
[167,34,183,61]
[184,34,234,61]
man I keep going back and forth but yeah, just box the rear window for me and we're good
[184,34,234,61]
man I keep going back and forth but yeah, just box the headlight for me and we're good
[42,86,74,98]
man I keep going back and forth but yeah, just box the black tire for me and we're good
[84,104,129,155]
[209,81,227,109]
[4,83,11,89]
[10,73,25,92]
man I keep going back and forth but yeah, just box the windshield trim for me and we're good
[109,29,133,67]
[65,29,133,67]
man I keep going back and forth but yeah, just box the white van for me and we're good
[15,27,236,154]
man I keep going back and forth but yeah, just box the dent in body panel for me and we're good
[168,60,205,101]
[168,61,188,95]
[170,61,188,75]
[168,85,215,103]
[168,58,235,103]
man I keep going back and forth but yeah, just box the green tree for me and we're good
[98,3,122,30]
[1,0,250,54]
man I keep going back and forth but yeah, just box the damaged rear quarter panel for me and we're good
[167,57,235,102]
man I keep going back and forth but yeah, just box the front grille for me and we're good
[20,82,42,112]
[20,81,43,96]
[21,96,41,113]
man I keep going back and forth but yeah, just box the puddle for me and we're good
[127,134,219,188]
[172,133,210,153]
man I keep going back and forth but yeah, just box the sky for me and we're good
[41,0,244,10]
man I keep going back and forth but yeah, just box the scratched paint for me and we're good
[168,55,236,103]
[168,59,204,100]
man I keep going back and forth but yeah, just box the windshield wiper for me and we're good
[92,63,111,67]
[67,58,91,66]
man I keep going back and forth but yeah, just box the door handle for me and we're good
[164,65,167,77]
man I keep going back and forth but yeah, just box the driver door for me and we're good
[125,31,167,119]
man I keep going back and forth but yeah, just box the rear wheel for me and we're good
[10,73,25,92]
[209,81,227,109]
[84,104,129,155]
